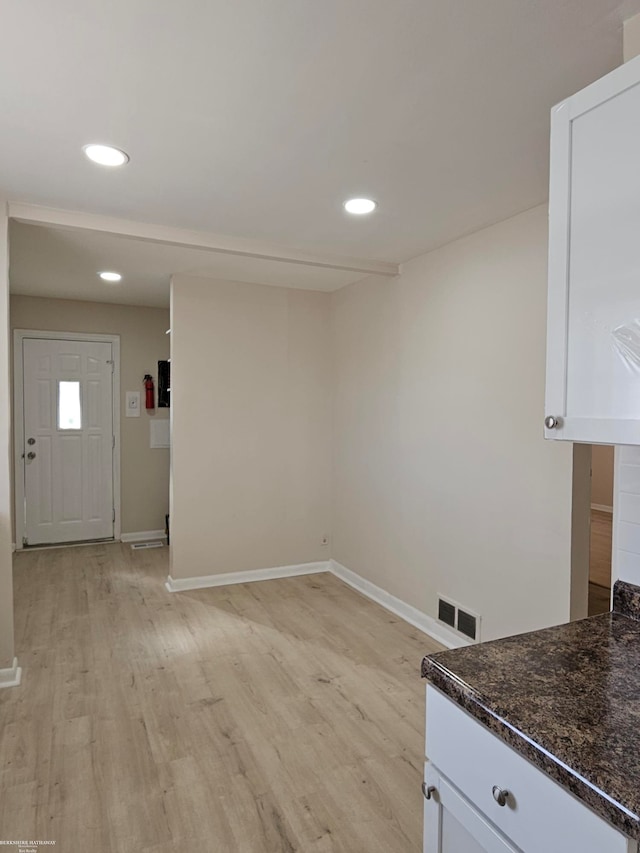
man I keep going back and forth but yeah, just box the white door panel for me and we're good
[22,338,114,545]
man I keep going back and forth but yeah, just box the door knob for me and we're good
[27,451,36,460]
[492,786,509,807]
[544,415,561,429]
[421,782,437,800]
[27,437,36,445]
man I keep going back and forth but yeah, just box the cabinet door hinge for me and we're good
[112,508,116,523]
[112,435,115,449]
[22,536,28,547]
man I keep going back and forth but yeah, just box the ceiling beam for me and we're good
[8,202,399,278]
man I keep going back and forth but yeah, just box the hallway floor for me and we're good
[0,544,441,852]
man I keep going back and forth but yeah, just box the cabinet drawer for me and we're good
[426,685,633,853]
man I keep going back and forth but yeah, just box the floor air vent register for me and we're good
[437,595,480,642]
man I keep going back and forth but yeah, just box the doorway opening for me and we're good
[9,220,174,552]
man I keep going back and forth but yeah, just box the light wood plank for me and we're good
[1,543,442,851]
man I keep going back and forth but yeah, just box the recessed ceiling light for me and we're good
[344,197,377,215]
[83,144,130,167]
[99,271,122,283]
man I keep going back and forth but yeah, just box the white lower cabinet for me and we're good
[424,686,637,853]
[424,764,519,853]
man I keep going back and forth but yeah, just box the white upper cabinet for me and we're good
[546,55,640,444]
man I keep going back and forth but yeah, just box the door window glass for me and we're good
[58,381,82,429]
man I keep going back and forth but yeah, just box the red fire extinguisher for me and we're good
[143,374,155,410]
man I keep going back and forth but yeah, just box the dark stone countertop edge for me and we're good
[421,654,640,840]
[613,579,640,621]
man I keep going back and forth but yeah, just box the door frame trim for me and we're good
[13,329,121,549]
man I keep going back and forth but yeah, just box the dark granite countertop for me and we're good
[421,580,640,840]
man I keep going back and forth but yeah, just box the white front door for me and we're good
[22,338,115,545]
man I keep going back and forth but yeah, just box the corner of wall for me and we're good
[0,200,16,669]
[570,443,591,621]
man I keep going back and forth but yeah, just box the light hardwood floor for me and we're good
[0,543,442,852]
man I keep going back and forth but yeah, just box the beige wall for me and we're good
[10,295,170,535]
[591,445,614,508]
[624,12,640,61]
[331,206,576,642]
[570,443,591,621]
[0,204,15,669]
[170,276,331,579]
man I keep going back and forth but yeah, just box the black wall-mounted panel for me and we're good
[158,360,170,408]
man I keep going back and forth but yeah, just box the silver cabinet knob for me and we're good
[27,437,36,445]
[27,451,36,460]
[421,782,437,800]
[544,415,560,429]
[492,786,509,807]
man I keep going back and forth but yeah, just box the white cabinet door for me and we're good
[546,54,640,444]
[423,765,520,853]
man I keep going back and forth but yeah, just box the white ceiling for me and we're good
[9,222,366,307]
[2,0,640,267]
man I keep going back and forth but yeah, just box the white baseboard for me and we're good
[591,504,613,514]
[0,657,22,689]
[165,561,330,593]
[329,560,472,650]
[164,555,469,650]
[121,530,167,543]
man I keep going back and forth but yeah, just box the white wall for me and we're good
[0,203,16,670]
[170,276,331,579]
[331,206,576,642]
[612,446,640,586]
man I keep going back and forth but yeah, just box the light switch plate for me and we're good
[125,391,141,417]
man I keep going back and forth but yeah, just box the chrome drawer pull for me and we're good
[492,786,509,807]
[421,782,437,800]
